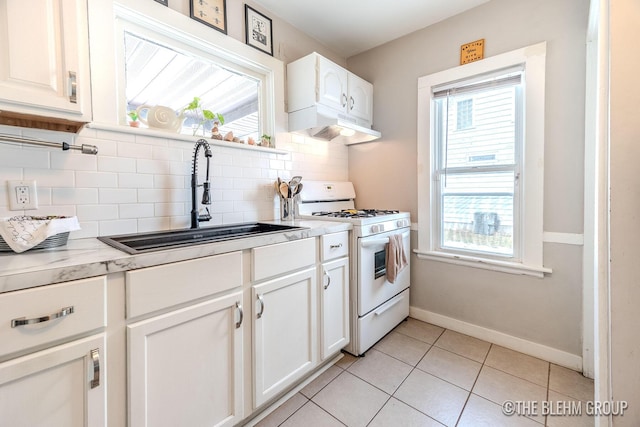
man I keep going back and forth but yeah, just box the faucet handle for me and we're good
[199,207,211,222]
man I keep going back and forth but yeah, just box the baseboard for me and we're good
[410,306,583,371]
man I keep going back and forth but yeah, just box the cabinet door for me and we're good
[348,73,374,122]
[317,55,348,113]
[253,268,317,408]
[128,291,244,427]
[320,257,350,360]
[0,334,106,427]
[0,0,91,120]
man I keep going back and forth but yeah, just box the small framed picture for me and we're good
[190,0,227,35]
[154,0,168,5]
[245,5,273,56]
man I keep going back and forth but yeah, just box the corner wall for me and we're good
[347,0,589,358]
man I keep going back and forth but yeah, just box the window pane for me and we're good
[437,85,517,168]
[124,31,261,140]
[441,171,514,256]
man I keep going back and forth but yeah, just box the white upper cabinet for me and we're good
[0,0,91,122]
[347,73,374,122]
[287,52,374,124]
[317,55,349,113]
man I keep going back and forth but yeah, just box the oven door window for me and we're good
[374,249,386,279]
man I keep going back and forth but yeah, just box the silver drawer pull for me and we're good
[90,348,100,389]
[11,306,75,328]
[329,243,343,249]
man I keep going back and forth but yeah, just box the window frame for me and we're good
[112,3,278,140]
[433,75,523,260]
[416,42,551,278]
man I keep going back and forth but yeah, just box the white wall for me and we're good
[347,0,589,358]
[609,0,640,422]
[0,1,347,237]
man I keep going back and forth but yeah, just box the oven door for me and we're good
[357,228,410,316]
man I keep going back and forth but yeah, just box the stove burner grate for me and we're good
[312,209,400,218]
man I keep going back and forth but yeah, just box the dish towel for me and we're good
[386,233,407,283]
[0,216,80,253]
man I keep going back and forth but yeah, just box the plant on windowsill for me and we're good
[127,110,140,127]
[260,134,272,147]
[182,96,225,136]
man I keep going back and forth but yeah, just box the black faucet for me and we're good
[190,139,213,229]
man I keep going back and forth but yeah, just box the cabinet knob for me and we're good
[341,93,348,108]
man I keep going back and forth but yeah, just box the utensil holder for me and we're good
[280,198,296,221]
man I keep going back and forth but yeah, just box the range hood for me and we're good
[288,105,381,145]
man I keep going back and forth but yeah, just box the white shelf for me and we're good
[86,122,288,155]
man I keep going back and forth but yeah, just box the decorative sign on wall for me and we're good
[460,39,485,65]
[190,0,227,34]
[245,5,273,56]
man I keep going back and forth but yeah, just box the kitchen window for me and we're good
[415,43,550,277]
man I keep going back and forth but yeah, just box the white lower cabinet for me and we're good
[320,257,350,360]
[252,267,317,407]
[0,334,106,427]
[128,290,244,427]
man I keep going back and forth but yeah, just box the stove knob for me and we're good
[371,224,384,233]
[397,219,408,228]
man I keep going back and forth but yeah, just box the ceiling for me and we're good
[253,0,490,58]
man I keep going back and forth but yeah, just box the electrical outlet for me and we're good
[8,180,38,210]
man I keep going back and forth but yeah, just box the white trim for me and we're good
[410,306,582,371]
[543,232,584,246]
[417,42,547,269]
[414,249,551,278]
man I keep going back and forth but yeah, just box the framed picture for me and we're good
[190,0,227,35]
[154,0,168,5]
[245,5,273,56]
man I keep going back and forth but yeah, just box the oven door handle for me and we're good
[360,231,409,248]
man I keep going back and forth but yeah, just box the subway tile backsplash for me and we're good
[0,125,349,238]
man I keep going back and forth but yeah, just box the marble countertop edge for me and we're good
[0,220,352,294]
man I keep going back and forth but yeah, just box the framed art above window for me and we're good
[190,0,227,34]
[245,5,273,56]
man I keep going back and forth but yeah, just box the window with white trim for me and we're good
[416,43,550,277]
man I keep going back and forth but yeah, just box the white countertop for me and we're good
[0,220,351,294]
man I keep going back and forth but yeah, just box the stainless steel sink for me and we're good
[98,223,307,254]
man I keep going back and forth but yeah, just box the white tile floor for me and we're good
[255,318,595,427]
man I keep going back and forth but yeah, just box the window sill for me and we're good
[86,122,288,155]
[413,249,551,278]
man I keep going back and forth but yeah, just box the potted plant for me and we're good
[182,96,225,136]
[127,110,140,127]
[260,134,272,147]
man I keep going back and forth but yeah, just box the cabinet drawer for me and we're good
[0,276,106,359]
[321,231,349,261]
[252,238,315,281]
[126,251,242,319]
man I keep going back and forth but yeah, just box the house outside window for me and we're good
[456,98,473,130]
[416,43,550,277]
[435,75,521,258]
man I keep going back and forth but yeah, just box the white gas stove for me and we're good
[298,181,411,356]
